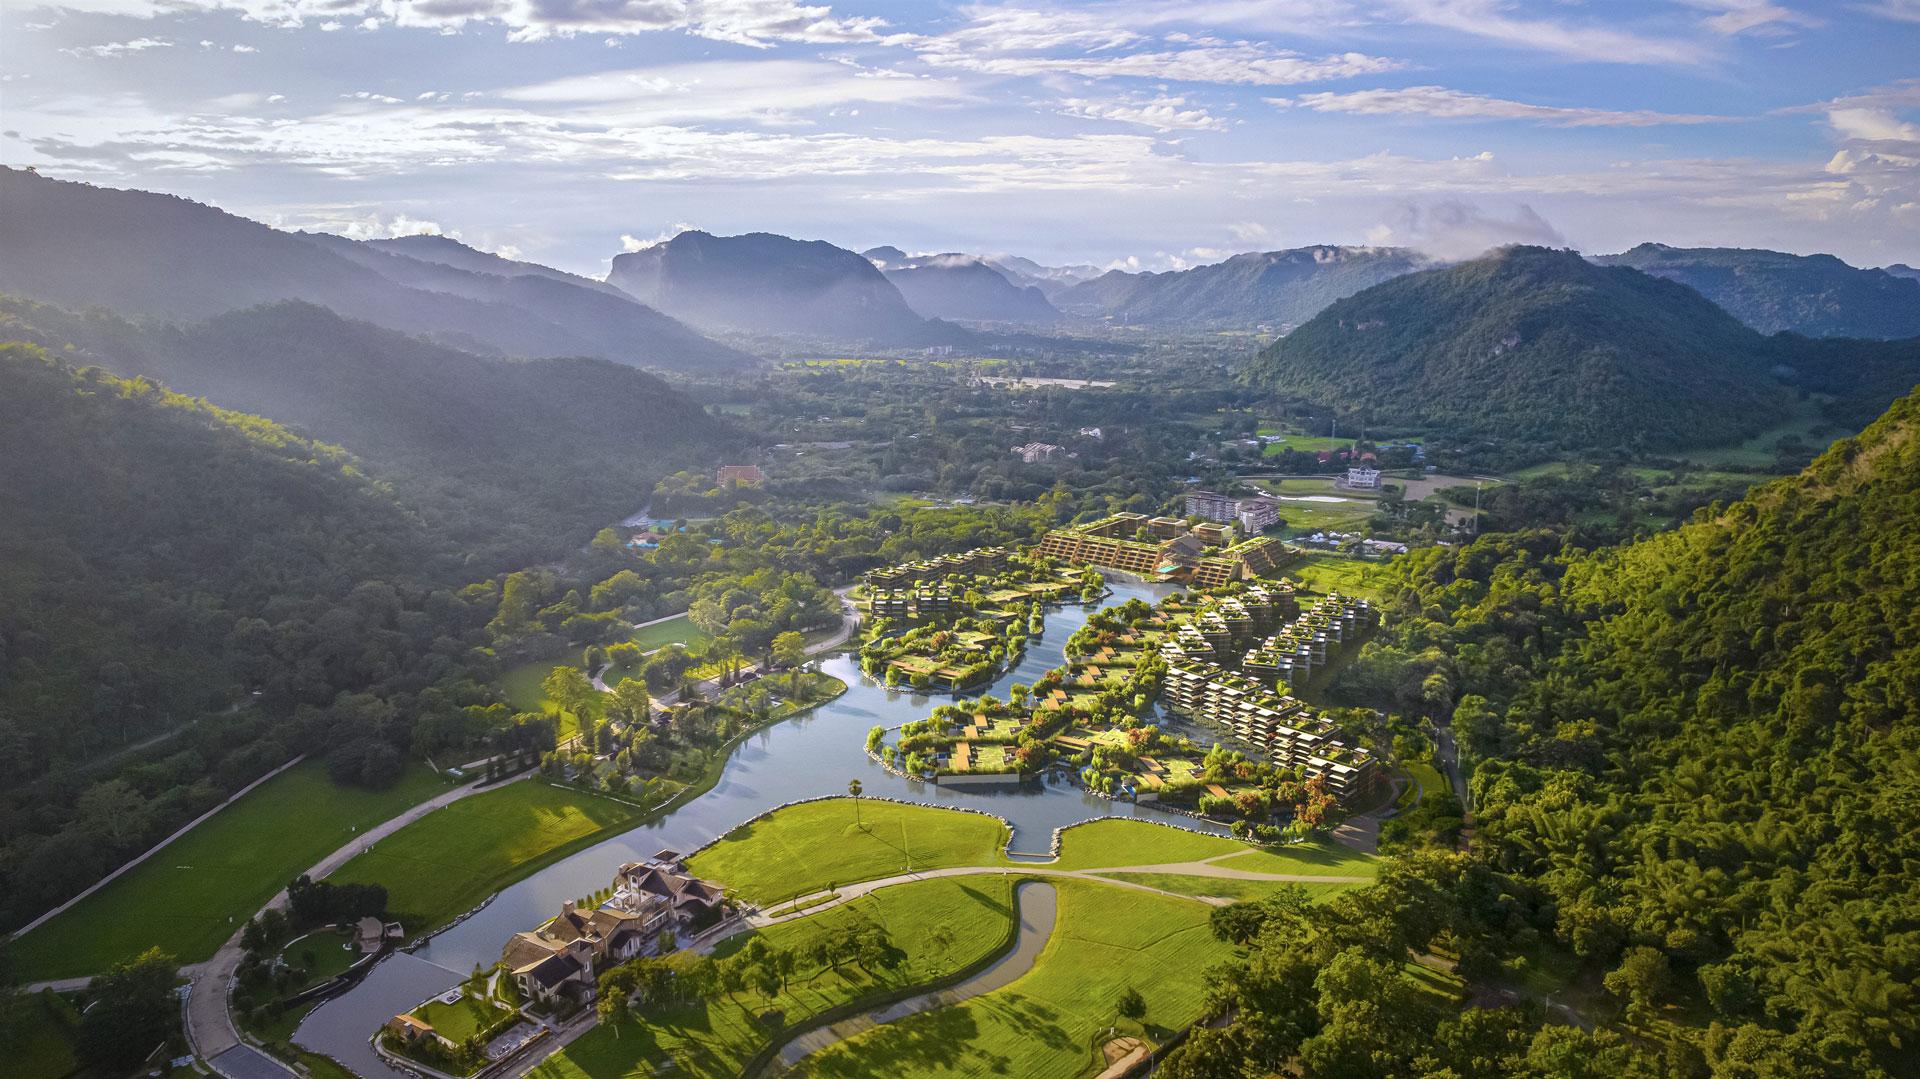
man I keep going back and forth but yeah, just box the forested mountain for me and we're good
[1243,246,1804,449]
[0,296,733,567]
[1055,245,1424,329]
[607,230,967,345]
[1594,243,1920,339]
[297,232,752,372]
[983,254,1102,298]
[365,234,627,294]
[1885,263,1920,282]
[0,343,504,925]
[0,168,747,372]
[1287,386,1920,1075]
[862,247,1061,324]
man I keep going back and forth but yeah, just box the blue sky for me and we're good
[4,0,1918,275]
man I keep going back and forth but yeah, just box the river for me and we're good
[294,580,1217,1076]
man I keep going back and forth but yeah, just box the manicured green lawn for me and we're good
[1045,818,1251,871]
[416,991,507,1043]
[327,780,645,934]
[3,991,80,1079]
[279,927,361,990]
[11,762,454,980]
[1212,840,1380,878]
[689,799,1010,906]
[629,614,710,652]
[498,658,584,742]
[798,880,1236,1078]
[1095,872,1355,904]
[530,876,1017,1079]
[1284,552,1392,598]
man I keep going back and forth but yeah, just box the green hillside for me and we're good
[1242,246,1792,450]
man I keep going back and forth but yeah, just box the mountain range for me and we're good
[0,296,732,566]
[1243,245,1920,450]
[0,168,749,373]
[1054,246,1427,330]
[608,231,967,346]
[1594,242,1920,339]
[862,247,1061,324]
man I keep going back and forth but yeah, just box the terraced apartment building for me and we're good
[1155,589,1381,803]
[863,545,1009,588]
[1037,512,1296,586]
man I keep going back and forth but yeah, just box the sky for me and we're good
[4,0,1919,276]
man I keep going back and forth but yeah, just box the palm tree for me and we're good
[848,778,864,826]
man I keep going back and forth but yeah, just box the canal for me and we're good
[294,580,1218,1075]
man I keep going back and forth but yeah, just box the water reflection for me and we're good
[295,581,1218,1075]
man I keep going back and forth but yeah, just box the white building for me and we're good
[1343,467,1382,490]
[1236,499,1281,534]
[1013,442,1065,464]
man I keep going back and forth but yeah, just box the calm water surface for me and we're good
[295,581,1219,1076]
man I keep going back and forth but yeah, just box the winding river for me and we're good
[294,581,1217,1077]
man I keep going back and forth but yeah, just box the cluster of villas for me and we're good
[1036,512,1292,589]
[869,546,1384,809]
[858,550,1083,690]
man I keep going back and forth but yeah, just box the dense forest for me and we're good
[1243,245,1920,453]
[0,296,734,567]
[0,344,543,928]
[1594,243,1920,339]
[1210,386,1920,1075]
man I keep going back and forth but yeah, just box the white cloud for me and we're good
[1272,86,1730,127]
[1382,0,1712,66]
[498,59,965,126]
[621,225,696,251]
[337,212,450,240]
[60,36,172,59]
[1828,107,1920,143]
[1674,0,1819,36]
[1057,94,1225,131]
[922,38,1400,86]
[1852,0,1920,23]
[1364,200,1566,261]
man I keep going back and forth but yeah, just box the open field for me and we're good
[11,762,454,981]
[4,991,80,1079]
[1283,552,1394,598]
[499,658,585,741]
[279,926,361,990]
[1045,818,1249,870]
[689,799,1011,907]
[529,875,1016,1079]
[1671,395,1844,469]
[798,879,1235,1078]
[327,781,646,935]
[1095,872,1354,904]
[1211,841,1381,878]
[629,614,709,652]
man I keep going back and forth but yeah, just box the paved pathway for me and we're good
[184,772,530,1077]
[744,851,1374,930]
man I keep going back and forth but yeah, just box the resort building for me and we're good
[863,546,1008,588]
[1037,516,1296,586]
[1236,499,1281,535]
[498,852,723,1006]
[1160,657,1380,803]
[1185,490,1240,523]
[1013,442,1066,463]
[716,464,766,487]
[1342,467,1381,490]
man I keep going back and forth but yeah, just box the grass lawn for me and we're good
[1095,872,1356,904]
[279,927,360,990]
[415,991,506,1044]
[1212,841,1381,878]
[327,780,645,935]
[3,991,80,1079]
[689,799,1010,907]
[798,879,1236,1078]
[629,614,710,652]
[1285,552,1393,598]
[530,876,1017,1079]
[498,658,584,742]
[11,762,454,981]
[1402,761,1447,811]
[1045,818,1251,871]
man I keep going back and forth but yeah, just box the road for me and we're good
[183,772,530,1078]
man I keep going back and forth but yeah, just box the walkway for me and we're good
[186,772,531,1078]
[743,850,1374,931]
[772,881,1060,1068]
